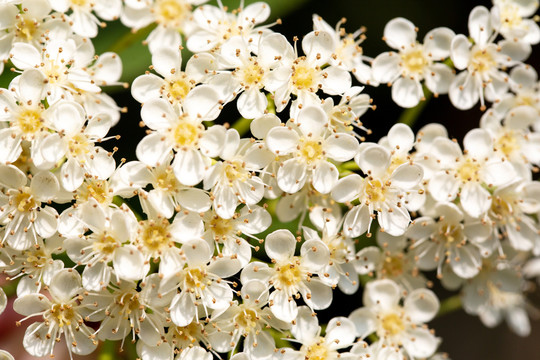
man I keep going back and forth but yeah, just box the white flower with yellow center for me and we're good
[36,101,116,192]
[449,6,531,110]
[463,259,531,337]
[204,129,273,219]
[136,324,209,360]
[332,143,423,237]
[0,165,58,251]
[13,270,98,357]
[211,33,289,119]
[281,306,356,360]
[349,279,440,359]
[49,0,121,37]
[372,17,455,108]
[133,210,204,278]
[185,1,272,53]
[132,47,216,109]
[136,85,222,186]
[242,229,331,323]
[159,238,241,327]
[266,105,359,195]
[122,0,207,54]
[207,280,288,358]
[202,205,271,266]
[63,201,139,290]
[265,30,352,112]
[9,38,102,103]
[492,0,540,45]
[0,0,71,73]
[85,275,172,345]
[427,128,516,218]
[408,202,491,279]
[0,235,64,296]
[313,14,374,85]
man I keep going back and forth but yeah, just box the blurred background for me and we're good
[1,0,539,359]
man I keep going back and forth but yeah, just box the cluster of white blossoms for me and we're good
[0,0,540,359]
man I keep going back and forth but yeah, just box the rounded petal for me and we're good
[113,245,149,281]
[392,77,423,108]
[265,229,296,262]
[404,288,439,323]
[363,279,400,309]
[384,17,417,49]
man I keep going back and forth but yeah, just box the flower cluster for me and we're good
[0,0,539,359]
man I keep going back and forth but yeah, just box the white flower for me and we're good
[449,6,530,110]
[283,306,357,360]
[408,202,491,279]
[332,143,423,236]
[135,86,222,186]
[266,105,358,194]
[131,47,217,108]
[349,279,440,359]
[372,17,455,107]
[204,129,272,219]
[313,14,374,85]
[159,238,241,326]
[427,128,516,218]
[14,269,98,357]
[0,165,58,251]
[462,259,531,336]
[265,30,351,111]
[49,0,121,37]
[185,1,272,53]
[122,0,207,54]
[492,0,540,45]
[243,229,331,322]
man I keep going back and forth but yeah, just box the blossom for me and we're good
[349,279,440,359]
[372,17,455,107]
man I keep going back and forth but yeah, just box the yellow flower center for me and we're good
[69,133,91,158]
[181,266,207,290]
[500,4,522,29]
[401,47,427,76]
[490,195,514,223]
[274,257,304,288]
[171,322,202,345]
[439,223,463,244]
[224,160,248,183]
[381,312,405,335]
[138,218,173,254]
[209,216,233,240]
[299,139,324,164]
[234,306,259,333]
[17,108,44,135]
[13,188,36,213]
[50,304,75,328]
[364,179,386,203]
[382,255,404,277]
[76,180,111,205]
[495,130,520,158]
[471,48,496,75]
[15,14,39,41]
[166,76,192,102]
[301,338,332,360]
[154,0,191,28]
[291,58,318,92]
[173,121,201,149]
[70,0,91,7]
[116,291,142,316]
[93,234,118,256]
[155,167,179,191]
[241,61,264,88]
[24,247,47,268]
[457,159,481,182]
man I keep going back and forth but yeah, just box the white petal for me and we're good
[326,317,356,349]
[424,27,455,59]
[324,133,359,162]
[384,17,417,49]
[170,292,195,326]
[392,77,423,108]
[387,123,414,151]
[276,158,307,194]
[424,63,454,94]
[357,144,390,178]
[304,278,333,310]
[238,89,267,120]
[302,30,334,65]
[404,288,439,323]
[391,163,423,189]
[23,322,54,357]
[450,34,472,70]
[131,74,163,103]
[332,174,362,203]
[312,161,338,194]
[469,6,492,45]
[49,269,81,302]
[300,239,329,271]
[463,128,492,158]
[348,307,377,338]
[321,66,352,95]
[372,52,401,83]
[113,245,149,281]
[266,127,299,155]
[297,105,327,137]
[343,205,370,237]
[269,290,298,322]
[363,279,400,309]
[184,85,222,121]
[402,327,440,358]
[265,229,296,262]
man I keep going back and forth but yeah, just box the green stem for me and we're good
[397,87,432,128]
[107,24,156,54]
[98,340,116,360]
[232,117,252,137]
[437,294,462,317]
